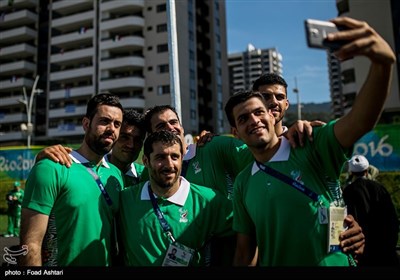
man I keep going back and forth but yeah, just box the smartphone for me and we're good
[304,19,347,51]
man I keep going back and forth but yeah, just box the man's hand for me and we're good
[285,120,326,148]
[195,130,215,147]
[339,214,365,262]
[36,145,73,167]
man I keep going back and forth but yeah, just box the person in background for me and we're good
[225,15,395,266]
[19,93,124,266]
[118,130,233,266]
[4,181,24,238]
[343,155,399,266]
[104,109,146,186]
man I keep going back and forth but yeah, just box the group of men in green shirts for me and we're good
[19,16,395,267]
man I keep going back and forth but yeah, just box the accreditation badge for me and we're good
[327,205,347,253]
[162,242,194,267]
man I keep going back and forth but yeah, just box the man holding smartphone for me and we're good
[227,16,395,266]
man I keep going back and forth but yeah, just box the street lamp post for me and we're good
[293,77,301,120]
[19,75,43,149]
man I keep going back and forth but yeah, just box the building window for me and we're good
[147,26,153,31]
[148,66,153,71]
[157,44,168,53]
[157,23,167,33]
[157,64,169,73]
[148,87,153,92]
[157,4,166,12]
[157,85,170,95]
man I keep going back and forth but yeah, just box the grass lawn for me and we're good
[1,214,7,234]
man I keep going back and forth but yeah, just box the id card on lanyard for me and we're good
[162,242,194,266]
[148,185,195,266]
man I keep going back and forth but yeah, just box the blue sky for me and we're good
[226,0,337,104]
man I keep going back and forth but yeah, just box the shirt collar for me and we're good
[70,150,110,168]
[104,153,137,177]
[251,136,290,175]
[183,143,196,161]
[140,176,190,206]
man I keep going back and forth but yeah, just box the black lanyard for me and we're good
[85,166,113,206]
[181,160,190,177]
[255,161,320,202]
[148,185,176,242]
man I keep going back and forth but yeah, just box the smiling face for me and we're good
[231,96,277,150]
[256,84,289,125]
[143,140,182,191]
[149,109,186,149]
[111,123,145,168]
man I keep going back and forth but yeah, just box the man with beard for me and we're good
[20,93,124,266]
[118,130,233,266]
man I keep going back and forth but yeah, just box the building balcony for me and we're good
[0,43,36,60]
[48,105,86,118]
[119,97,145,109]
[51,10,94,33]
[51,28,94,49]
[99,76,144,91]
[100,56,144,71]
[50,66,94,82]
[0,0,37,10]
[48,125,84,137]
[0,26,37,45]
[49,85,94,101]
[100,35,144,52]
[100,16,144,33]
[0,94,25,107]
[52,0,93,15]
[0,131,24,142]
[0,60,36,76]
[0,77,34,91]
[0,112,25,124]
[51,47,94,65]
[0,9,38,29]
[101,0,144,13]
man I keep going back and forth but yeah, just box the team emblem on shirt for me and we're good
[290,170,304,184]
[179,208,188,223]
[192,161,201,174]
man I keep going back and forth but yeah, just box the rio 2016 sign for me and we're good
[352,124,399,172]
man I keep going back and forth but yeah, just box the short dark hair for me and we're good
[224,90,265,127]
[123,109,145,132]
[252,73,288,92]
[144,105,180,133]
[143,130,183,159]
[85,93,123,121]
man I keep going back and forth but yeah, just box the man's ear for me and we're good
[82,117,90,132]
[231,127,241,139]
[142,154,149,167]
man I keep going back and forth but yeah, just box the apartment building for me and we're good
[228,44,283,95]
[0,0,229,146]
[329,0,400,122]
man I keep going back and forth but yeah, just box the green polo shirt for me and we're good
[233,120,353,266]
[23,151,124,266]
[118,177,233,266]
